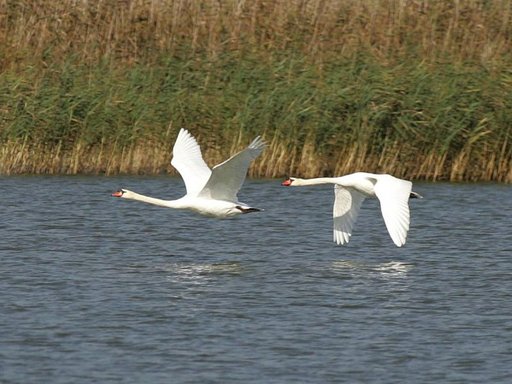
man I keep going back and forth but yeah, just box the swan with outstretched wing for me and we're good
[112,128,266,218]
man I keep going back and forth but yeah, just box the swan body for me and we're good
[282,172,421,247]
[112,129,265,218]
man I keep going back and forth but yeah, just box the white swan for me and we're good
[112,128,266,218]
[281,173,422,247]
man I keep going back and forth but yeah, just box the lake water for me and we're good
[1,176,511,383]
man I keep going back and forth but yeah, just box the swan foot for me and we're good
[235,206,262,214]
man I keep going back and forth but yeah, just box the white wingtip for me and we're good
[392,238,406,247]
[333,230,351,245]
[248,136,266,151]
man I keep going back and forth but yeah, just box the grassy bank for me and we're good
[0,0,511,181]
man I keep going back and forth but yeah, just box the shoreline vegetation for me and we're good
[0,1,511,181]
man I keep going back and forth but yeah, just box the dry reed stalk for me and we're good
[0,135,509,182]
[497,138,512,182]
[257,134,296,178]
[450,149,469,182]
[405,149,450,182]
[1,1,511,71]
[434,152,449,181]
[414,151,437,181]
[298,136,323,177]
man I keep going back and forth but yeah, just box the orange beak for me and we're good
[111,191,123,197]
[281,179,292,186]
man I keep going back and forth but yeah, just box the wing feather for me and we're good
[198,136,266,201]
[170,128,212,196]
[333,185,366,245]
[374,175,412,247]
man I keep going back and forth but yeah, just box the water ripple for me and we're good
[0,177,511,384]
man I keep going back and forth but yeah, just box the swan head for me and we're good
[281,177,298,186]
[112,188,131,198]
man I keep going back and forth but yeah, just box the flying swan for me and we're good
[282,173,422,247]
[112,128,266,218]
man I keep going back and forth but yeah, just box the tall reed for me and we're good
[2,0,510,69]
[0,1,511,181]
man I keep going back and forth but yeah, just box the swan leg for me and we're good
[410,191,423,199]
[235,206,262,214]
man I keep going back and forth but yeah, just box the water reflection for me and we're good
[331,260,413,279]
[163,262,244,282]
[3,177,512,384]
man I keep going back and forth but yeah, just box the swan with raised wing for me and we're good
[112,128,265,218]
[282,173,422,246]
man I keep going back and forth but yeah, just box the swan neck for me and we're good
[294,177,336,186]
[125,191,180,208]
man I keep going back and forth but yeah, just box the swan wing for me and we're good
[170,128,212,196]
[198,136,265,201]
[332,185,366,245]
[374,175,412,247]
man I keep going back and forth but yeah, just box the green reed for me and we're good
[0,1,511,181]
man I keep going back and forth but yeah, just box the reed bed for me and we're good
[0,0,511,181]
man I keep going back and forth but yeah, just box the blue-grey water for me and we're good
[1,176,511,383]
